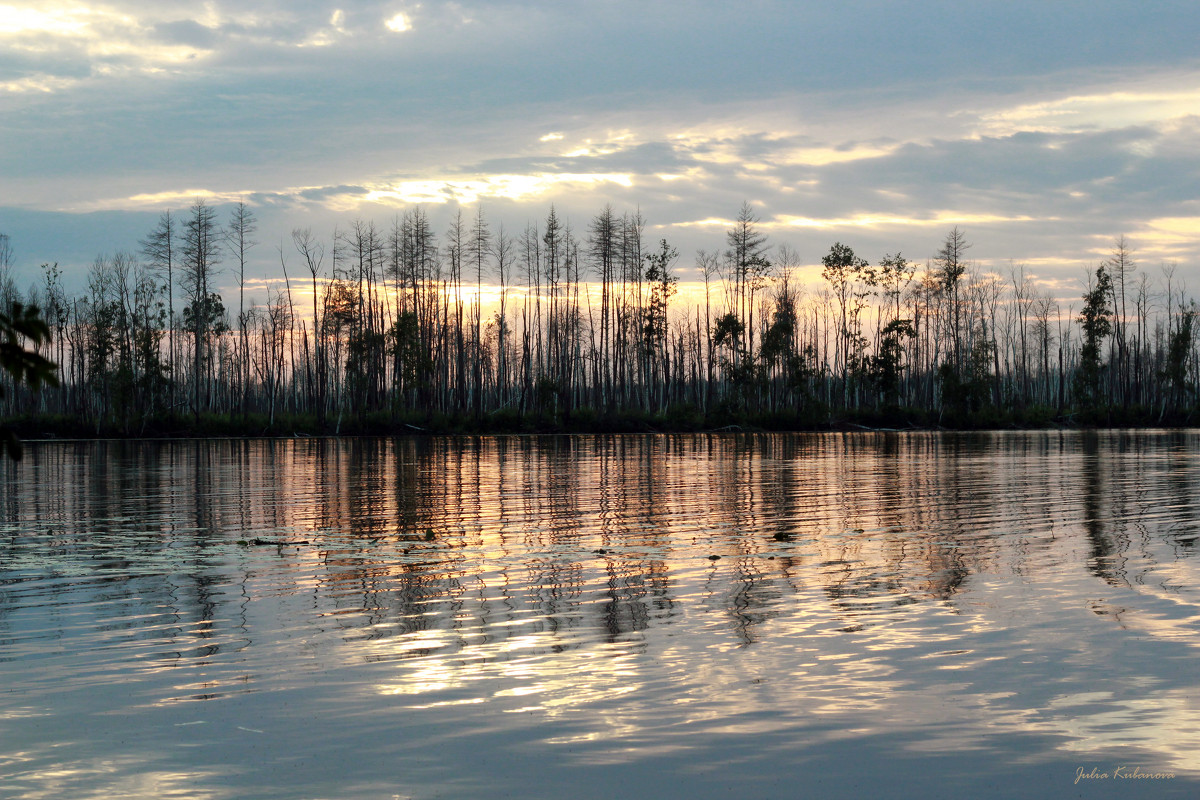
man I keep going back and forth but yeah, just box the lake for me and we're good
[2,431,1198,799]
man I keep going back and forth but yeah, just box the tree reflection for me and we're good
[2,432,1198,682]
[1081,431,1131,587]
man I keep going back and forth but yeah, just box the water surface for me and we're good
[2,432,1198,798]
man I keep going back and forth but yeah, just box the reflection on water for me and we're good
[2,432,1199,799]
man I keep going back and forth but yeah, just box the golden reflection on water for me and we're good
[3,431,1200,797]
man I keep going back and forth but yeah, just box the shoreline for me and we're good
[7,405,1197,443]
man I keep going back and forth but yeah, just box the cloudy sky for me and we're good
[3,0,1200,299]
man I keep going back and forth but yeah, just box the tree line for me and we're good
[0,201,1197,436]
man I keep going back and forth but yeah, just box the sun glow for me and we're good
[780,144,900,166]
[0,4,90,35]
[1140,217,1200,258]
[673,211,1042,233]
[79,169,636,213]
[668,126,896,169]
[0,74,78,94]
[356,173,634,207]
[770,212,1042,230]
[981,84,1200,135]
[384,12,411,32]
[106,188,256,210]
[560,132,634,159]
[0,3,217,90]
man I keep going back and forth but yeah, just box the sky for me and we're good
[3,0,1200,302]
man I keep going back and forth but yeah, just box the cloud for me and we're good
[357,173,635,206]
[4,1,1200,295]
[0,4,92,36]
[104,188,260,210]
[979,85,1200,137]
[0,73,79,94]
[152,18,220,48]
[770,212,1045,231]
[384,12,410,33]
[75,170,640,215]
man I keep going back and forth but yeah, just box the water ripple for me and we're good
[1,432,1199,798]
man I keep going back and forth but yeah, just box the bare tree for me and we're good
[934,227,970,371]
[226,202,258,418]
[1105,235,1136,406]
[293,227,326,422]
[181,200,222,422]
[140,210,178,404]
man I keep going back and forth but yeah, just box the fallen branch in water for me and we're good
[239,538,310,546]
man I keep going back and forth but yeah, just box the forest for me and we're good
[0,200,1196,437]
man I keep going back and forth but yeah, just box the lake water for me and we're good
[2,432,1198,799]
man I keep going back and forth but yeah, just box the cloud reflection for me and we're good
[3,432,1200,796]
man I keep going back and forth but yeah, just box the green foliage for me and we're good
[642,239,678,354]
[182,292,229,342]
[934,228,969,293]
[11,211,1200,439]
[1075,265,1113,406]
[759,295,797,368]
[1160,304,1196,405]
[390,311,433,392]
[822,242,874,288]
[81,255,172,431]
[723,356,765,404]
[712,312,744,351]
[870,319,916,403]
[876,253,914,309]
[938,338,993,419]
[0,301,59,460]
[822,242,877,391]
[534,375,561,417]
[660,403,705,431]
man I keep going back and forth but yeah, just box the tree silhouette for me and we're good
[1076,264,1113,407]
[0,301,58,459]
